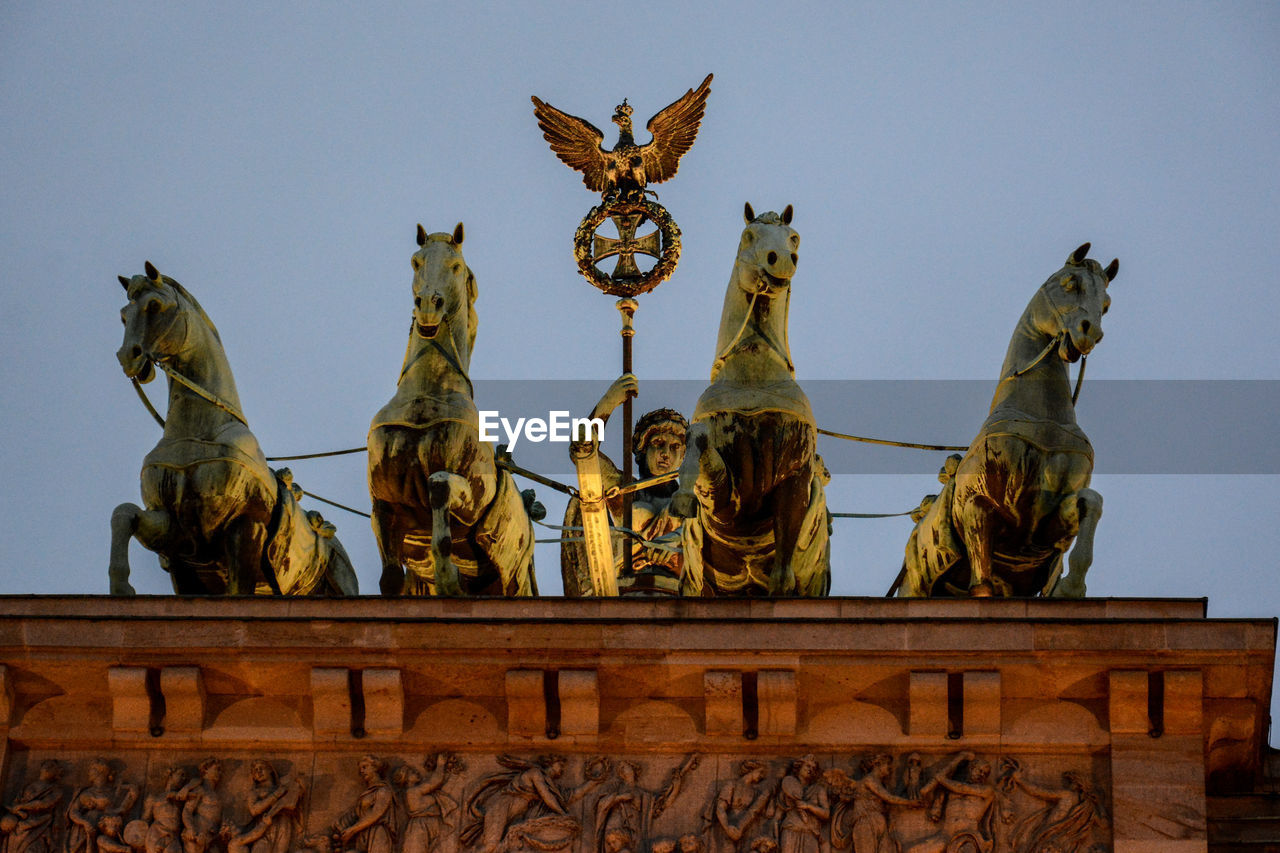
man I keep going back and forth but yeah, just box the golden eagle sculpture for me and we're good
[532,73,712,201]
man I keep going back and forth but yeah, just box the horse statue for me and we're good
[109,262,359,596]
[899,243,1117,598]
[368,224,540,596]
[671,204,831,596]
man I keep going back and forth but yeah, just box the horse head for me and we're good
[412,222,477,357]
[116,261,200,383]
[736,202,799,296]
[1034,242,1118,363]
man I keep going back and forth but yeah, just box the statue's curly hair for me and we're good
[633,408,689,471]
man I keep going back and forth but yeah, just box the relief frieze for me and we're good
[0,753,1109,853]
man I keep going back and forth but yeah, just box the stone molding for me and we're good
[0,596,1273,853]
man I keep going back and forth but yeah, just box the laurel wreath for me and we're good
[573,198,682,297]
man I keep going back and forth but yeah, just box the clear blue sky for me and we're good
[2,2,1277,664]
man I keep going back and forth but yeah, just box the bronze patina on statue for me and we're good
[898,244,1117,598]
[108,263,359,595]
[671,205,832,597]
[368,225,542,597]
[533,75,711,596]
[532,73,711,296]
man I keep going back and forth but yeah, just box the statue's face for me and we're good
[202,763,221,784]
[618,763,636,784]
[548,759,566,779]
[797,761,818,783]
[411,237,468,341]
[89,763,110,786]
[643,430,685,476]
[167,768,187,789]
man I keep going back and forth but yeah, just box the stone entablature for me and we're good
[0,597,1273,853]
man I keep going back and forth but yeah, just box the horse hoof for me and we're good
[109,578,137,596]
[379,566,405,597]
[969,582,995,597]
[433,562,464,597]
[1053,575,1087,598]
[768,568,797,596]
[435,577,464,598]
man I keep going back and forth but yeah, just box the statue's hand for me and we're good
[595,374,638,418]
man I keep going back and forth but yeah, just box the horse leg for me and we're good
[1051,487,1103,598]
[767,473,810,595]
[109,502,173,596]
[222,517,269,595]
[957,497,1000,596]
[371,498,406,596]
[427,471,468,597]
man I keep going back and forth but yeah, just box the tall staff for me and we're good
[531,74,712,594]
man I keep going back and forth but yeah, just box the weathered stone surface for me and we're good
[0,596,1272,853]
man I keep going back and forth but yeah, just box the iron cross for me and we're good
[592,212,662,281]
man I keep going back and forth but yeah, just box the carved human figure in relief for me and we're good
[776,757,828,853]
[826,755,917,853]
[461,755,605,853]
[1006,765,1104,853]
[237,761,302,853]
[67,760,139,853]
[891,754,999,853]
[95,816,133,853]
[703,761,772,853]
[592,756,698,853]
[395,754,464,853]
[329,756,396,853]
[601,830,631,853]
[179,759,225,853]
[140,767,188,853]
[562,375,689,596]
[676,836,702,853]
[0,760,64,853]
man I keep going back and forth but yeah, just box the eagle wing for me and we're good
[641,73,713,185]
[531,95,609,192]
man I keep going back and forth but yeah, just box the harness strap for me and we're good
[816,427,968,452]
[131,377,167,428]
[153,360,249,426]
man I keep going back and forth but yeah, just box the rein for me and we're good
[1002,330,1088,403]
[153,359,249,426]
[711,271,795,379]
[129,358,249,428]
[399,314,476,400]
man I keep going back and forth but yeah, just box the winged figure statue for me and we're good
[532,73,712,200]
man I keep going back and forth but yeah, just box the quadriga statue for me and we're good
[899,243,1117,598]
[368,224,541,596]
[109,263,358,596]
[671,204,831,596]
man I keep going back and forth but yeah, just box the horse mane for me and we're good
[465,269,478,353]
[162,276,223,344]
[750,211,788,226]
